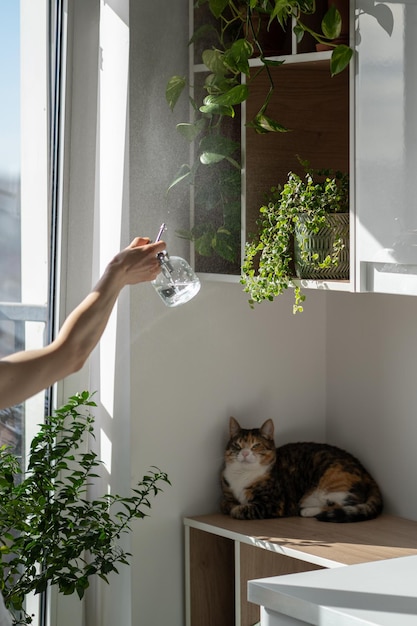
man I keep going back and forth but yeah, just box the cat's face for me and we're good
[225,417,276,467]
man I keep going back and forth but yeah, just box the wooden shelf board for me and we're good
[185,513,417,568]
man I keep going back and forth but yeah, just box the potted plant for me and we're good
[165,0,353,267]
[241,162,349,313]
[0,391,170,625]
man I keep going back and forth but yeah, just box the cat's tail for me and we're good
[315,484,383,523]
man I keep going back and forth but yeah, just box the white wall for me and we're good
[128,281,327,626]
[61,2,417,625]
[326,290,417,520]
[128,3,330,624]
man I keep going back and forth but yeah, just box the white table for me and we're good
[248,554,417,625]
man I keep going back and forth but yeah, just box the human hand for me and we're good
[110,237,167,285]
[0,236,168,411]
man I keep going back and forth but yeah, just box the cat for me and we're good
[220,417,383,523]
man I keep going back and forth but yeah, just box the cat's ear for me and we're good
[260,419,274,439]
[229,416,241,437]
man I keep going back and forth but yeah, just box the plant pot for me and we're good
[294,212,349,280]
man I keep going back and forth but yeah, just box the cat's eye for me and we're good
[252,443,262,450]
[231,443,241,451]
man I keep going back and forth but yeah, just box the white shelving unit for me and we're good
[184,513,417,626]
[355,2,417,296]
[190,2,355,293]
[191,2,417,301]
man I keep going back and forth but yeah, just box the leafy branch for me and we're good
[165,0,353,263]
[0,391,170,625]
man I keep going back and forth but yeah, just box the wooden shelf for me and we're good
[185,513,417,626]
[245,62,349,240]
[190,0,352,285]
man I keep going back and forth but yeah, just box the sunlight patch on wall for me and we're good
[98,1,129,415]
[100,426,112,475]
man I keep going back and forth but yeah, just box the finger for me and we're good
[130,236,151,248]
[147,240,166,254]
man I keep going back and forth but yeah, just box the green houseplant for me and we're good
[0,391,170,625]
[241,163,349,313]
[165,0,353,265]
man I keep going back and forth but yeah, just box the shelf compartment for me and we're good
[245,61,350,239]
[185,513,417,626]
[188,527,235,626]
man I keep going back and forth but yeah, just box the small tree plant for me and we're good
[0,391,170,625]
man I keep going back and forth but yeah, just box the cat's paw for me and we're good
[220,500,235,516]
[300,506,323,517]
[230,504,258,520]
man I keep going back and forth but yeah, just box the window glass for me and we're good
[0,0,50,452]
[0,0,24,456]
[0,2,51,624]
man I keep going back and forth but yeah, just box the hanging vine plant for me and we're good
[241,163,349,313]
[165,0,353,265]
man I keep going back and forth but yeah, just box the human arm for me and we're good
[0,236,165,410]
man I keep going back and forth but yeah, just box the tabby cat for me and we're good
[220,417,383,523]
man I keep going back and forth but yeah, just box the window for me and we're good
[0,1,24,455]
[0,1,60,623]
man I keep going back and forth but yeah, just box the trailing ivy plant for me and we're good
[0,391,170,625]
[166,0,353,264]
[241,163,349,313]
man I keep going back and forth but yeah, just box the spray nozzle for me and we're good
[158,251,175,277]
[154,224,174,277]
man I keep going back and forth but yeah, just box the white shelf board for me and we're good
[199,273,353,292]
[194,50,332,74]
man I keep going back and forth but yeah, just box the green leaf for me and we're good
[208,0,229,18]
[213,229,237,262]
[199,134,239,164]
[165,76,186,111]
[195,231,215,256]
[204,72,233,95]
[203,84,249,108]
[199,101,235,117]
[223,39,253,75]
[293,24,305,44]
[202,49,227,75]
[189,23,217,45]
[321,5,342,40]
[248,113,289,134]
[200,151,226,165]
[176,118,206,142]
[330,45,353,76]
[225,156,241,170]
[167,164,192,191]
[269,0,292,29]
[298,0,315,13]
[262,58,286,67]
[176,229,193,242]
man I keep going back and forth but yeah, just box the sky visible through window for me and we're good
[0,0,23,458]
[0,0,20,177]
[0,0,20,304]
[0,0,20,306]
